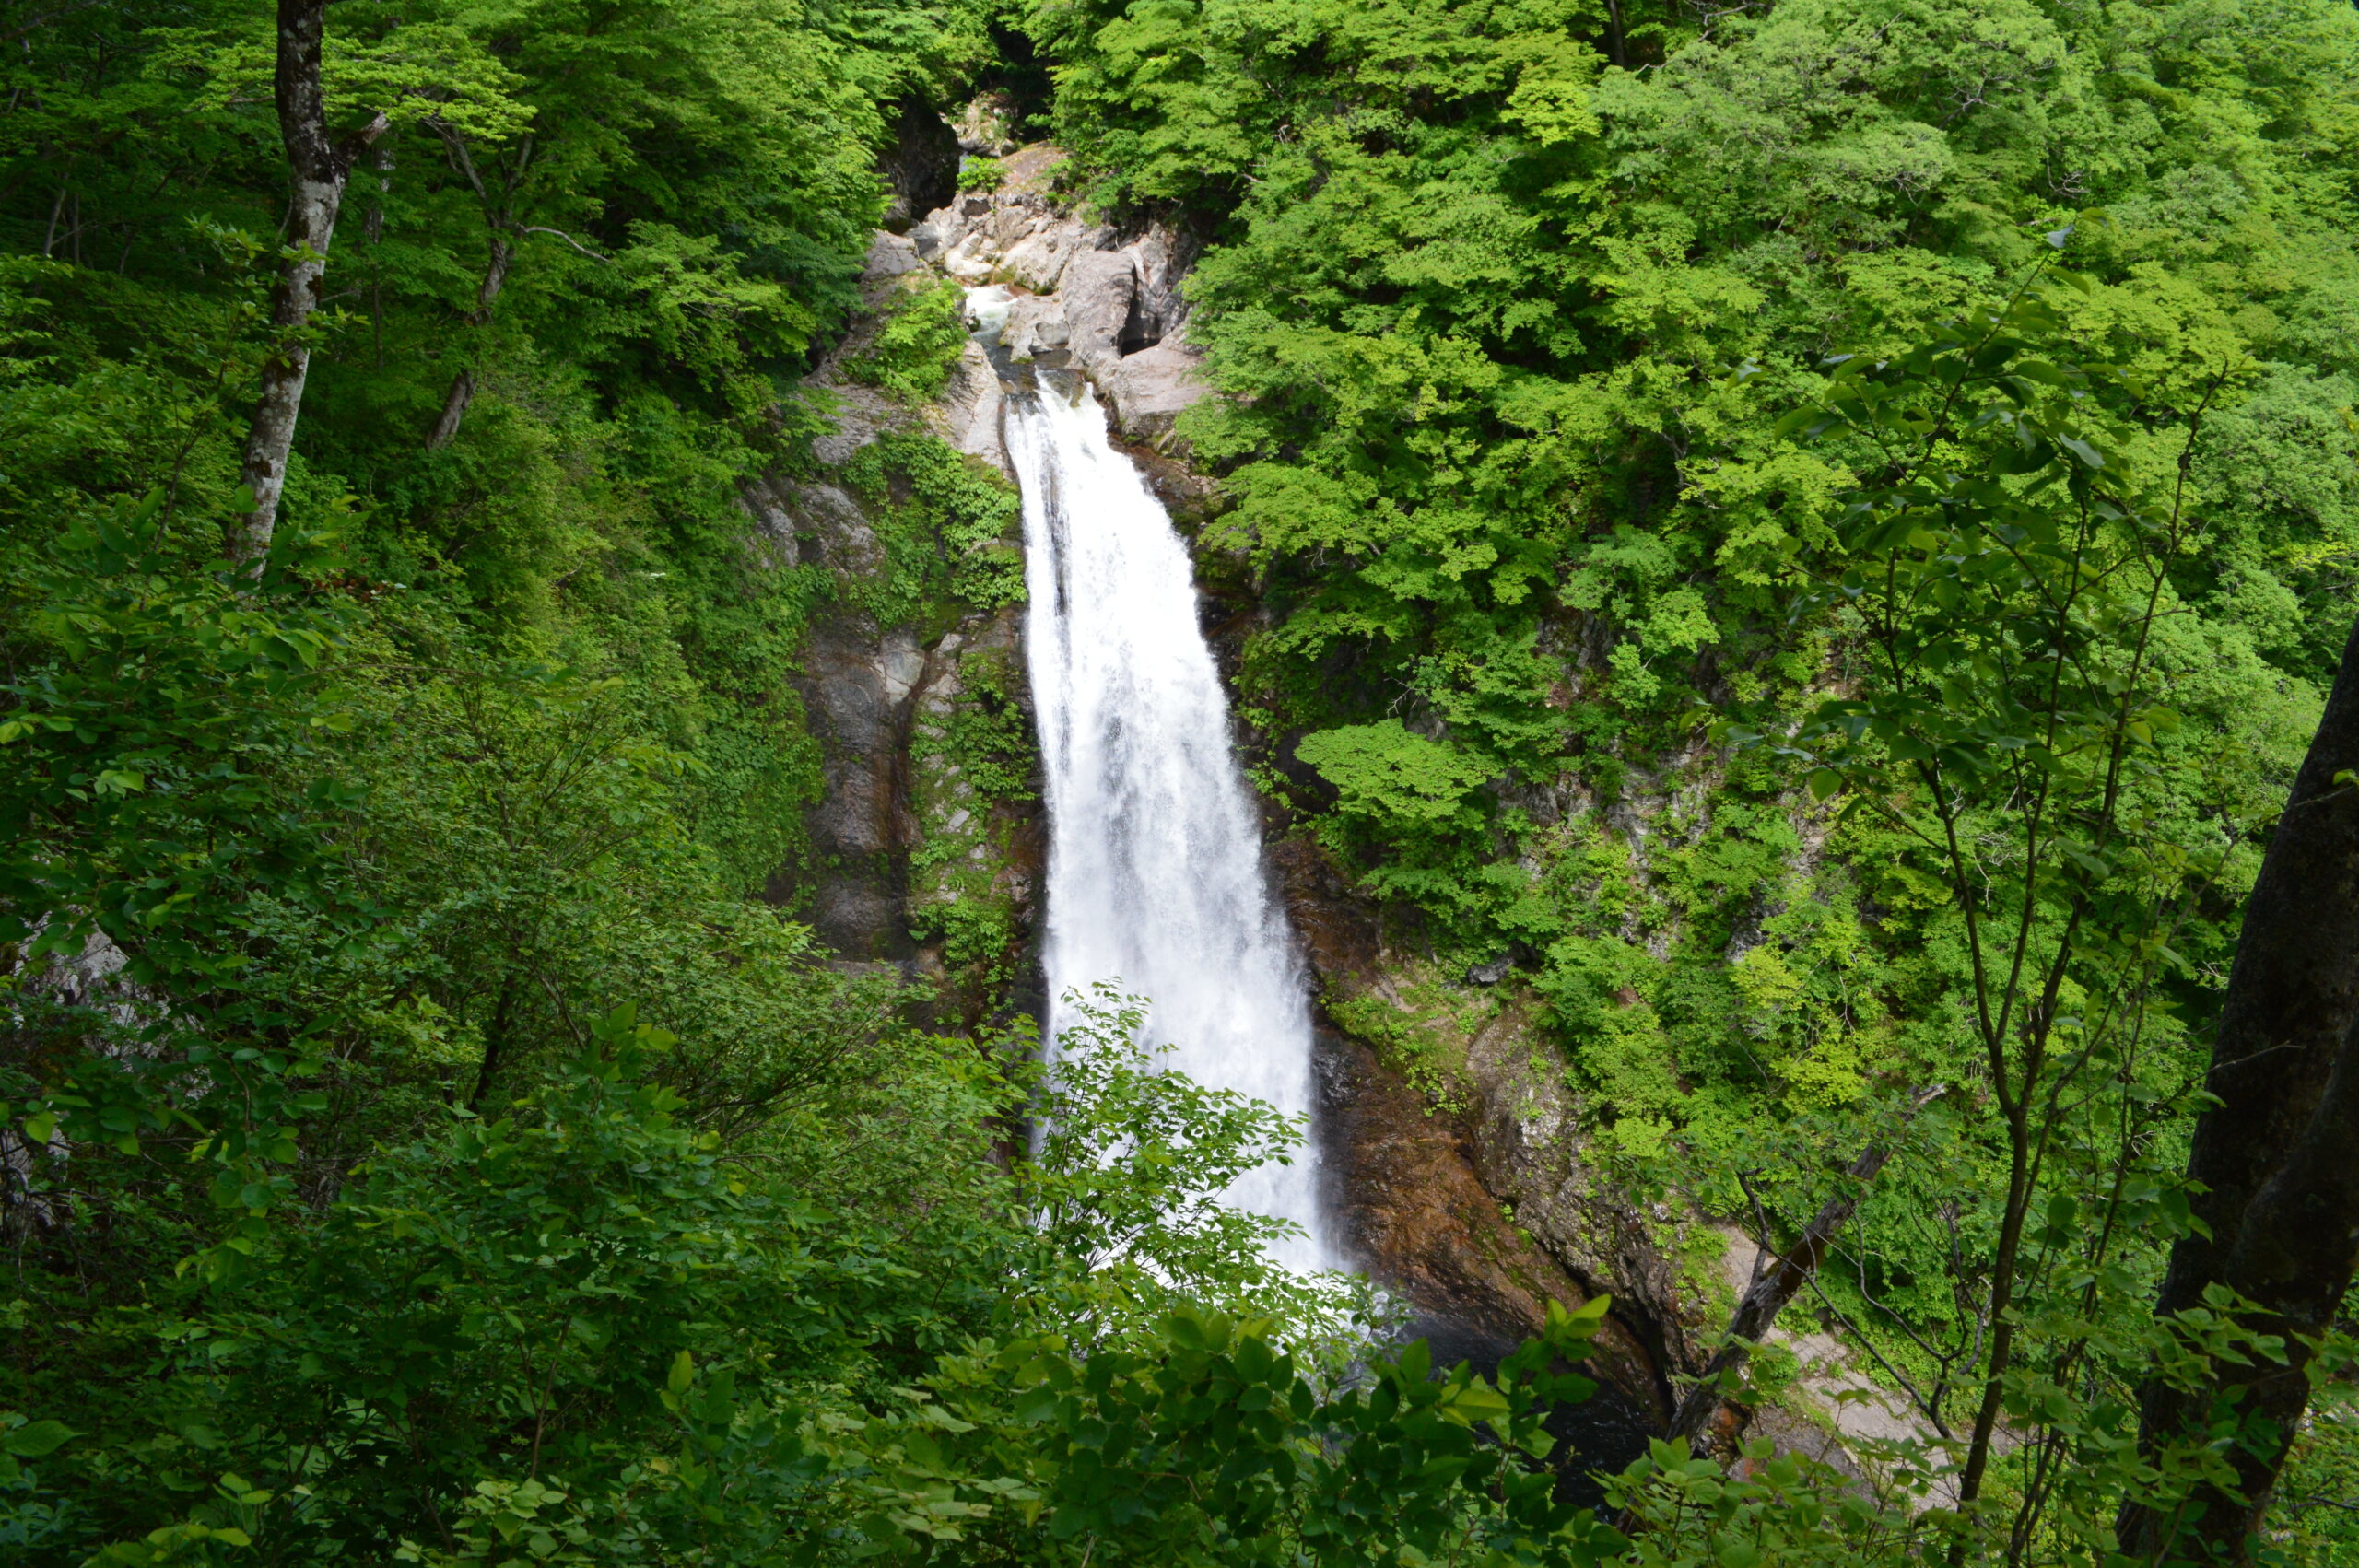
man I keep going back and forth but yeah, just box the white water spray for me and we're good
[977,290,1334,1271]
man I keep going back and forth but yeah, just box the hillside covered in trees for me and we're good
[6,0,2359,1564]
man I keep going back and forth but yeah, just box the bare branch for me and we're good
[522,226,611,263]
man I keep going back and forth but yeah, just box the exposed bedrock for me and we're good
[893,171,1685,1467]
[1231,584,1884,1480]
[876,94,961,235]
[740,228,1042,1025]
[908,146,1210,455]
[1273,836,1670,1490]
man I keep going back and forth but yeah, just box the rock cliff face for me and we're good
[875,95,960,235]
[776,146,1689,1443]
[744,228,1042,1028]
[1267,734,1897,1477]
[750,147,1226,1022]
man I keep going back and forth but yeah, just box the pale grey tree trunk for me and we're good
[233,0,386,567]
[425,229,512,450]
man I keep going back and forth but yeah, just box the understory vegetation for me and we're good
[6,0,2359,1563]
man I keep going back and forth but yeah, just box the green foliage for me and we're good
[0,0,946,924]
[2274,1385,2359,1565]
[931,649,1039,804]
[14,0,2359,1559]
[1296,720,1492,833]
[1324,988,1469,1112]
[1012,1,2359,1551]
[0,486,350,992]
[0,491,361,1290]
[0,415,1624,1568]
[0,2,1043,1562]
[1601,1295,2339,1567]
[849,278,974,404]
[916,895,1018,976]
[1292,720,1511,925]
[175,18,537,140]
[837,1295,1618,1562]
[1603,1437,1938,1565]
[316,651,897,1136]
[840,429,1026,629]
[142,1005,970,1563]
[7,970,1637,1566]
[1020,0,2359,958]
[1015,985,1370,1348]
[1025,0,2351,1410]
[7,995,1013,1565]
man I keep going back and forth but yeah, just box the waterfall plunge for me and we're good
[987,307,1334,1272]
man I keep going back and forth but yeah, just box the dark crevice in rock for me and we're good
[877,95,959,234]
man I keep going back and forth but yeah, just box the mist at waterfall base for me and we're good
[971,287,1336,1274]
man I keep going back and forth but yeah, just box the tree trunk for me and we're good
[1663,1089,1942,1450]
[424,230,512,450]
[1667,1155,1891,1448]
[425,370,476,451]
[232,0,386,567]
[2123,614,2359,1561]
[467,976,520,1114]
[1602,0,1628,69]
[366,144,391,368]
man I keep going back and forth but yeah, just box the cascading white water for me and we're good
[980,292,1333,1272]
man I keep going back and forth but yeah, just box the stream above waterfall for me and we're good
[968,286,1336,1272]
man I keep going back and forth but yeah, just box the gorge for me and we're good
[12,3,2359,1560]
[774,169,1727,1473]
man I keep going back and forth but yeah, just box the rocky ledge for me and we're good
[907,144,1214,457]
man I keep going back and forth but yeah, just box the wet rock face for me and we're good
[935,342,1008,474]
[1266,828,1672,1492]
[1315,1024,1664,1504]
[1458,998,1726,1395]
[791,617,921,962]
[1275,839,1666,1410]
[862,229,926,284]
[740,469,918,962]
[747,222,1041,1014]
[767,566,1039,1021]
[1270,816,1895,1472]
[902,611,1046,1029]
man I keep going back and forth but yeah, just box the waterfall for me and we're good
[980,293,1334,1272]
